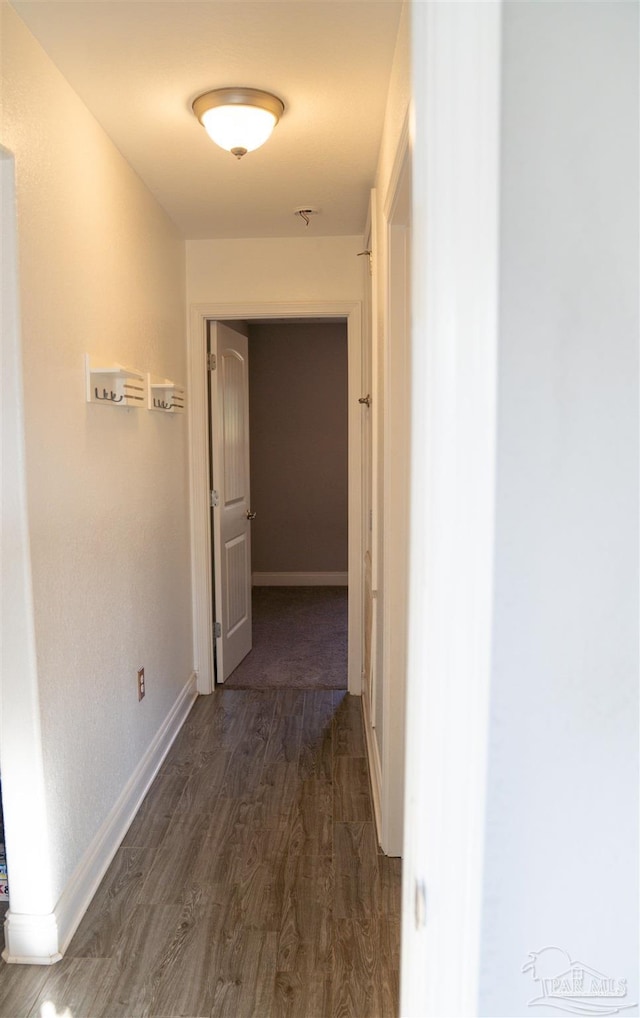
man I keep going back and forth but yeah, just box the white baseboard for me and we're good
[2,672,198,965]
[252,571,348,586]
[362,689,383,847]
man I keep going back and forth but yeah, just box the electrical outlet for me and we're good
[137,667,145,701]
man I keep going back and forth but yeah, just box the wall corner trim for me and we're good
[1,912,62,966]
[3,672,198,965]
[400,2,502,1015]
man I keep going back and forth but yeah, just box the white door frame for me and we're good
[400,2,502,1016]
[361,121,413,858]
[380,120,411,857]
[188,300,362,696]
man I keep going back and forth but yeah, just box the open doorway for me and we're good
[210,317,349,690]
[188,299,363,698]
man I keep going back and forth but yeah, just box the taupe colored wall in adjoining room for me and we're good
[248,322,348,574]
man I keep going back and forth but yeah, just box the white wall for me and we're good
[1,4,192,957]
[187,235,363,306]
[480,3,639,1013]
[400,4,502,1011]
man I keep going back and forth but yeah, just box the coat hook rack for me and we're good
[147,374,186,414]
[85,355,145,408]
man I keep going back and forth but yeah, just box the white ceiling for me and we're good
[11,1,403,239]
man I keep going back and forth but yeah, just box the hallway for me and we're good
[0,689,400,1018]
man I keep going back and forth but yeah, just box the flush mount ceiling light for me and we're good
[192,87,285,159]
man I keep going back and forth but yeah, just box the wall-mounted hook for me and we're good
[359,394,371,407]
[95,387,124,403]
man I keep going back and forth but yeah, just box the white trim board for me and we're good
[188,301,363,697]
[2,673,198,964]
[252,571,348,587]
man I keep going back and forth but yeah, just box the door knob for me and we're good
[246,510,257,520]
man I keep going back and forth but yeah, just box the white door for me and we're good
[209,322,253,681]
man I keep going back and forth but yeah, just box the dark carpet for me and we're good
[225,585,348,689]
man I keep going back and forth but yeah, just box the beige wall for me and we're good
[1,2,191,922]
[248,322,348,574]
[187,235,364,306]
[375,1,411,210]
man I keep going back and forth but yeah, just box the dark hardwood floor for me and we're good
[0,689,400,1018]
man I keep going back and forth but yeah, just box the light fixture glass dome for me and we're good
[200,104,277,155]
[192,87,284,159]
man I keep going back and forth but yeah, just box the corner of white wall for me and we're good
[2,672,197,964]
[1,147,59,962]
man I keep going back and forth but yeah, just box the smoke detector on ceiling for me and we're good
[294,206,320,227]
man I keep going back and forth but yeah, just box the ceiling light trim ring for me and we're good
[192,88,284,125]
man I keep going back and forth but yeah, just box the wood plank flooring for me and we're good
[0,689,400,1018]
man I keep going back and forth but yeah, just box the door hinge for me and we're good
[210,489,219,508]
[214,621,222,638]
[208,352,217,371]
